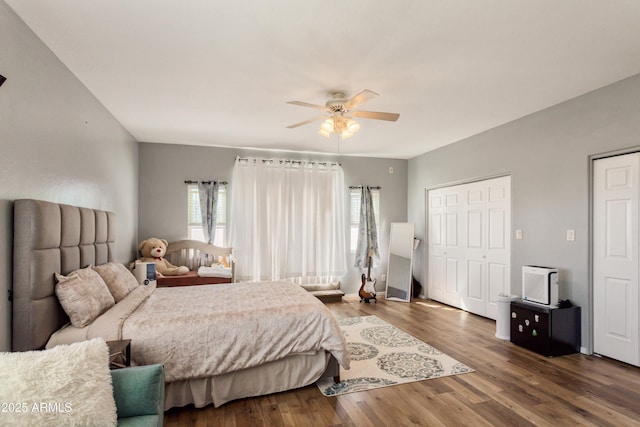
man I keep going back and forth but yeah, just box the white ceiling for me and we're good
[7,1,640,159]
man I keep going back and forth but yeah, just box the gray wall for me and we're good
[0,2,139,351]
[138,143,408,295]
[408,73,640,351]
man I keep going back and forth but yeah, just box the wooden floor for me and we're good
[164,297,640,426]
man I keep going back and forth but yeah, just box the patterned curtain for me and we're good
[354,186,379,269]
[198,181,219,245]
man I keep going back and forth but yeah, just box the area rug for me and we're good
[317,315,474,396]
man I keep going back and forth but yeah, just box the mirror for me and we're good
[386,222,415,302]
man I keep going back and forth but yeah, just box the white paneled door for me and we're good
[593,153,640,367]
[427,176,511,319]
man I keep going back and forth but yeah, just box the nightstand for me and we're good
[107,339,131,369]
[510,300,580,357]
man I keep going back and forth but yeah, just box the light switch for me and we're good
[515,229,523,240]
[567,229,575,241]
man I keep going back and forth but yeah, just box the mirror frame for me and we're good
[385,222,414,302]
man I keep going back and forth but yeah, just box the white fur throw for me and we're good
[0,339,117,426]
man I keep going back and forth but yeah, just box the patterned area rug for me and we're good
[317,315,474,396]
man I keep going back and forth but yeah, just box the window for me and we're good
[187,184,227,246]
[350,188,380,252]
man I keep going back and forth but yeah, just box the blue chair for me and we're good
[110,364,165,427]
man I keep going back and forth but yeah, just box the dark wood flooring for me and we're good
[164,296,640,426]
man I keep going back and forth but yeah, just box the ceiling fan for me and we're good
[286,89,399,139]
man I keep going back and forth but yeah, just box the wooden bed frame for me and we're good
[157,240,234,287]
[11,199,340,408]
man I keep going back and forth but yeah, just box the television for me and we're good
[522,266,559,307]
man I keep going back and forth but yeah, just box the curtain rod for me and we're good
[349,185,381,190]
[236,157,341,166]
[184,180,228,185]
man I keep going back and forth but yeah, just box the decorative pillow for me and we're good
[55,266,115,328]
[0,338,117,426]
[93,262,139,302]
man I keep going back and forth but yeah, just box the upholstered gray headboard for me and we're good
[12,199,115,351]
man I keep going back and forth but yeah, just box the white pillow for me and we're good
[55,266,115,328]
[93,262,139,302]
[0,338,117,426]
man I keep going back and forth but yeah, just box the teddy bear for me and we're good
[137,237,189,276]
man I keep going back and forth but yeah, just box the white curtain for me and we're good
[230,157,347,282]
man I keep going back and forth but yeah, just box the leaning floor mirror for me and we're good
[385,222,415,302]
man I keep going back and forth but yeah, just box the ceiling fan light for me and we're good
[321,119,334,132]
[341,130,354,139]
[286,89,398,140]
[347,119,360,133]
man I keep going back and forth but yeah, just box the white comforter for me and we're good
[87,281,349,382]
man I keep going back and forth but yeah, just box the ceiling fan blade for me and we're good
[352,110,400,122]
[286,101,328,111]
[344,89,379,110]
[286,115,327,129]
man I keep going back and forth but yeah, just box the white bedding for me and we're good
[197,265,232,278]
[46,323,89,348]
[50,281,349,383]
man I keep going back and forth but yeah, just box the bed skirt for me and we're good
[164,351,333,409]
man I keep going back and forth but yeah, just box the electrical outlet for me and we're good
[381,274,386,282]
[388,167,394,174]
[567,229,575,241]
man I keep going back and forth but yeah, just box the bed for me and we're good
[156,239,234,287]
[12,199,348,409]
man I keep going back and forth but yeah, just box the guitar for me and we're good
[359,257,377,303]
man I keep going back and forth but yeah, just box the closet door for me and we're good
[484,178,510,319]
[427,176,510,319]
[463,181,487,315]
[443,188,464,308]
[427,187,463,308]
[593,153,640,366]
[427,191,446,303]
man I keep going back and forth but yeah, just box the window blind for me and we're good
[187,184,226,226]
[350,188,380,225]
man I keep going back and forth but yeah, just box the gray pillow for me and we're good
[55,266,115,328]
[93,262,139,302]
